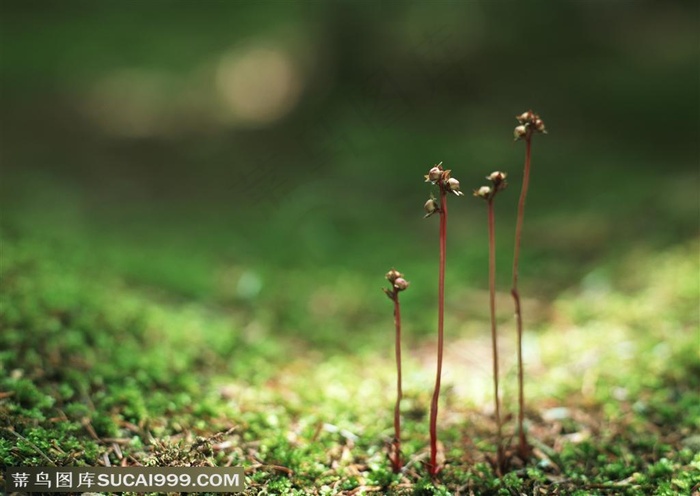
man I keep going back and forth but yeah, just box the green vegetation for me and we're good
[1,190,698,494]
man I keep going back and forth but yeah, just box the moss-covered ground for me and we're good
[1,178,698,495]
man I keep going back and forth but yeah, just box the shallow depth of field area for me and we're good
[1,2,699,495]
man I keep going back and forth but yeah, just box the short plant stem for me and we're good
[391,293,403,473]
[511,133,532,457]
[429,187,447,477]
[488,198,504,474]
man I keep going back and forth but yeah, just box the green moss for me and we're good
[1,220,698,494]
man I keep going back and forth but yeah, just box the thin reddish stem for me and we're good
[512,133,532,458]
[488,198,504,474]
[391,293,403,473]
[429,187,447,477]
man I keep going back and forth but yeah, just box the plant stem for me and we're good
[429,187,447,477]
[391,292,403,473]
[488,197,504,474]
[511,132,532,458]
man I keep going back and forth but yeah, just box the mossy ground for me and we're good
[1,214,698,495]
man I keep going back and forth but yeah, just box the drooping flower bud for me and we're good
[487,171,506,183]
[533,118,547,134]
[487,171,508,192]
[424,198,439,218]
[516,111,534,124]
[393,277,409,291]
[473,185,492,199]
[514,125,527,141]
[425,165,443,183]
[386,269,402,283]
[447,177,464,196]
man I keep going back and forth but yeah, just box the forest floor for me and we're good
[1,217,699,495]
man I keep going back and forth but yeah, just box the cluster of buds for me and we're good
[473,171,508,201]
[423,162,464,218]
[383,268,409,300]
[514,110,547,141]
[424,162,464,197]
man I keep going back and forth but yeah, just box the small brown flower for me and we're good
[533,118,547,134]
[386,269,402,284]
[516,110,534,124]
[515,110,547,137]
[447,177,464,196]
[487,171,508,192]
[393,277,409,291]
[473,185,492,199]
[384,269,409,299]
[425,163,444,183]
[424,198,439,218]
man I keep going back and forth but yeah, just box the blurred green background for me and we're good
[1,0,698,349]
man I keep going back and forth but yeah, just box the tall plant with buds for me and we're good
[423,162,464,476]
[383,269,410,474]
[474,171,508,475]
[511,110,546,458]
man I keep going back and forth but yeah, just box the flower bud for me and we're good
[514,125,527,141]
[385,268,402,283]
[424,198,439,218]
[487,171,507,191]
[425,165,443,183]
[447,177,464,196]
[516,111,533,124]
[393,277,409,291]
[487,171,506,182]
[533,118,547,133]
[473,185,492,199]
